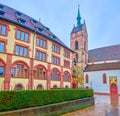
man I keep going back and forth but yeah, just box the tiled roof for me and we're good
[84,62,120,72]
[0,4,74,52]
[88,44,120,62]
[71,25,83,34]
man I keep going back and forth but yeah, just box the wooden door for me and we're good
[110,83,118,94]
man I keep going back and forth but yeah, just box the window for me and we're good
[18,18,26,25]
[64,50,70,58]
[65,85,69,88]
[0,10,5,17]
[36,51,46,61]
[76,53,78,63]
[37,27,43,33]
[0,66,4,76]
[15,45,28,57]
[36,38,47,49]
[34,67,46,80]
[64,60,70,68]
[31,19,37,25]
[52,44,60,54]
[0,24,7,36]
[51,69,60,81]
[15,84,23,90]
[85,74,89,83]
[75,41,78,50]
[52,56,60,65]
[84,41,86,51]
[15,11,22,17]
[0,4,4,10]
[64,72,70,82]
[11,64,28,78]
[103,73,107,84]
[37,84,43,89]
[0,42,4,52]
[53,85,57,88]
[16,30,29,42]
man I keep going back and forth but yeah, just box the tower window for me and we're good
[76,53,78,63]
[75,41,78,50]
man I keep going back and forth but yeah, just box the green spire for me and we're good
[76,4,81,28]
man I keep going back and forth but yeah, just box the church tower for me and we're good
[70,6,88,70]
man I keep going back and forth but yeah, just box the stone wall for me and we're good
[0,97,94,116]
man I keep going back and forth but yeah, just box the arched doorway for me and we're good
[110,83,118,94]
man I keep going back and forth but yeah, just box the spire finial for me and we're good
[76,4,81,28]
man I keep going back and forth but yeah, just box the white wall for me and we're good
[84,70,120,94]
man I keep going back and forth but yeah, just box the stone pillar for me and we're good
[47,63,51,89]
[60,66,64,88]
[4,54,12,90]
[28,58,34,90]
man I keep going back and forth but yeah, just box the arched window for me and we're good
[85,74,89,83]
[11,61,29,78]
[64,71,71,82]
[0,59,5,76]
[34,65,46,80]
[15,84,23,90]
[75,41,78,50]
[103,73,107,84]
[84,41,86,51]
[76,53,78,63]
[37,84,43,89]
[53,85,57,88]
[65,85,69,88]
[51,68,60,81]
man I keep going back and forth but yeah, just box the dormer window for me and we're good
[0,4,4,10]
[37,27,42,33]
[0,10,5,17]
[18,18,26,25]
[52,35,56,39]
[15,11,22,17]
[45,26,50,31]
[31,19,37,25]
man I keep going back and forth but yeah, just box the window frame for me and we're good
[0,66,4,76]
[75,41,78,50]
[85,74,89,83]
[103,73,107,84]
[16,29,29,43]
[36,37,47,49]
[51,68,60,81]
[11,62,29,78]
[52,43,60,54]
[64,49,70,59]
[52,55,60,65]
[64,60,70,69]
[0,23,7,36]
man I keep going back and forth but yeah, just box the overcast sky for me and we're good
[0,0,120,50]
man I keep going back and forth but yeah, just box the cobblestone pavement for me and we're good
[62,94,120,116]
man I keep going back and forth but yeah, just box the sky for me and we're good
[0,0,120,50]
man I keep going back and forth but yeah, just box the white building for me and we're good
[84,45,120,95]
[70,6,120,95]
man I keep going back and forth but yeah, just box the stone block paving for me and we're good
[62,95,120,116]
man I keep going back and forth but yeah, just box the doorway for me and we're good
[110,83,118,94]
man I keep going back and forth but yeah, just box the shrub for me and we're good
[0,89,93,112]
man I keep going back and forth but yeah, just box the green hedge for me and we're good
[0,89,93,112]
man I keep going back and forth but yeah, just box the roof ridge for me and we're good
[89,44,120,51]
